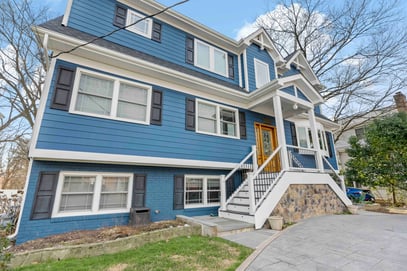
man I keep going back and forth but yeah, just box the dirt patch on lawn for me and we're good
[9,220,185,253]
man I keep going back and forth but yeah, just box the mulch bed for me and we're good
[9,220,185,253]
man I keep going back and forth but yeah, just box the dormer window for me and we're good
[254,58,270,88]
[126,10,152,38]
[195,40,228,77]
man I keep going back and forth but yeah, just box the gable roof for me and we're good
[236,28,285,65]
[284,50,322,88]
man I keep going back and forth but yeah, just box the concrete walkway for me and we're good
[237,211,407,270]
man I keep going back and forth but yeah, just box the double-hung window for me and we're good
[185,175,220,208]
[196,99,239,138]
[254,58,270,88]
[195,39,228,77]
[71,69,152,124]
[126,10,152,38]
[53,172,133,217]
[296,124,329,156]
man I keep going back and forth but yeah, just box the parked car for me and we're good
[346,187,375,202]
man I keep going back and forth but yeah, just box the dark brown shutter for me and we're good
[113,4,127,28]
[228,55,235,79]
[226,176,235,198]
[150,90,163,125]
[185,36,194,64]
[132,174,147,208]
[173,175,184,210]
[290,122,298,152]
[30,172,59,220]
[326,131,334,158]
[185,97,195,131]
[152,21,162,42]
[239,111,247,139]
[51,67,76,111]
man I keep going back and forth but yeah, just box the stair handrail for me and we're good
[223,147,255,182]
[248,146,282,212]
[322,155,346,192]
[251,146,282,180]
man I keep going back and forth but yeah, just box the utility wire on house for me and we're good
[51,0,189,59]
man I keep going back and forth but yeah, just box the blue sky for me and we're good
[42,0,273,39]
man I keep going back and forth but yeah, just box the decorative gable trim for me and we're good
[283,51,321,88]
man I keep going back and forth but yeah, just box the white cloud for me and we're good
[235,21,258,40]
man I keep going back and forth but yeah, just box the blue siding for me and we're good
[281,64,301,77]
[246,44,276,92]
[297,88,310,102]
[38,61,258,163]
[281,86,310,103]
[67,0,239,86]
[314,105,321,115]
[17,160,232,244]
[281,86,295,96]
[325,132,338,170]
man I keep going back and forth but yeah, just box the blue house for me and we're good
[15,0,351,244]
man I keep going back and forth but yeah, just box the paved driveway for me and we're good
[245,211,407,270]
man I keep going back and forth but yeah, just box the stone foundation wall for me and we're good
[271,184,347,223]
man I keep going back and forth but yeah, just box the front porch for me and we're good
[218,90,352,229]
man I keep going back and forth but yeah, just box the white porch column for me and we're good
[308,108,324,171]
[220,175,226,211]
[273,95,289,170]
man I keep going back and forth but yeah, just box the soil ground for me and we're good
[8,220,185,253]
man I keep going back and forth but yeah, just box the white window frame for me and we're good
[196,99,240,139]
[194,39,228,77]
[52,172,133,218]
[126,9,153,38]
[254,58,270,88]
[70,68,152,125]
[184,175,220,208]
[295,121,329,156]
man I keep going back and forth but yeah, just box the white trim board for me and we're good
[30,149,238,170]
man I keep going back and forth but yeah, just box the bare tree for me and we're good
[253,0,407,140]
[0,138,29,189]
[0,0,48,188]
[0,0,48,143]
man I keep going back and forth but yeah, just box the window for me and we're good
[254,59,270,88]
[355,127,366,139]
[196,99,239,138]
[185,176,220,208]
[296,124,329,156]
[195,39,228,77]
[53,172,133,217]
[71,69,152,124]
[126,10,152,38]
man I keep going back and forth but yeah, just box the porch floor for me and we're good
[181,215,278,249]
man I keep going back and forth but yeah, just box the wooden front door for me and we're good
[255,123,280,172]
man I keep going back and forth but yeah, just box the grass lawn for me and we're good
[12,235,253,271]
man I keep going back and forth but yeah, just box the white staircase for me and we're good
[219,147,283,226]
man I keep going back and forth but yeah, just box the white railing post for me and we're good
[247,172,256,215]
[220,175,226,211]
[339,175,346,193]
[252,145,258,172]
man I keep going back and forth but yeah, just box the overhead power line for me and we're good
[51,0,189,58]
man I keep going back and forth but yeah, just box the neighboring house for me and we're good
[14,0,350,244]
[335,92,407,173]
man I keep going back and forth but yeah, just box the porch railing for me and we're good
[322,156,346,193]
[286,145,318,170]
[249,146,282,214]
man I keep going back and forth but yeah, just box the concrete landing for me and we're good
[176,215,278,249]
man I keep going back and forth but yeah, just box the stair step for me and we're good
[218,210,254,224]
[227,203,250,213]
[230,197,249,205]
